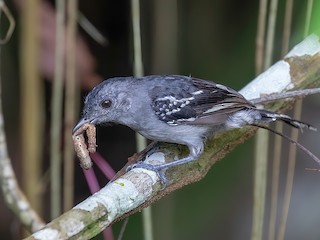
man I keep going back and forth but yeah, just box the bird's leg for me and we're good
[127,154,199,188]
[127,143,203,187]
[133,154,198,170]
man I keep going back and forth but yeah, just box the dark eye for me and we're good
[100,99,112,108]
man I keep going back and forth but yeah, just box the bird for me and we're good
[73,75,319,184]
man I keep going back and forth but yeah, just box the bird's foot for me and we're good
[126,162,168,188]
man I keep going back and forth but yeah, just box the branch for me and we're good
[0,111,45,233]
[25,34,320,240]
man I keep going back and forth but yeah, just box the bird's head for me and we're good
[73,77,133,134]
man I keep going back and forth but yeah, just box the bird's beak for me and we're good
[72,117,92,134]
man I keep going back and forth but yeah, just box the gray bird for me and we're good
[73,75,319,183]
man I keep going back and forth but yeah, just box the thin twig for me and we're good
[0,0,16,44]
[268,122,282,240]
[117,218,129,240]
[255,0,268,75]
[131,0,144,79]
[277,102,301,240]
[50,0,65,218]
[264,0,278,69]
[63,0,78,212]
[281,0,293,57]
[77,11,108,46]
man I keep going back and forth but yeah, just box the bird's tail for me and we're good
[252,109,320,166]
[258,109,317,131]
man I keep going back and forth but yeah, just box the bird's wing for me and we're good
[150,76,253,126]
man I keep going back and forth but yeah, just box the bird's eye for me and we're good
[100,99,112,108]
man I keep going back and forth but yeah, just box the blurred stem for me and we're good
[263,0,278,69]
[131,1,153,240]
[255,0,268,75]
[281,0,293,57]
[252,130,268,240]
[303,0,313,38]
[151,0,178,74]
[63,0,78,212]
[277,1,313,239]
[0,0,15,44]
[277,101,301,240]
[77,11,107,46]
[117,218,129,240]
[50,0,65,219]
[142,208,153,240]
[131,0,144,78]
[268,1,293,239]
[252,1,278,240]
[20,0,43,215]
[268,123,282,240]
[150,1,178,239]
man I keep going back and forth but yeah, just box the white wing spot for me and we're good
[177,117,196,122]
[156,96,194,102]
[215,84,229,91]
[191,90,203,95]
